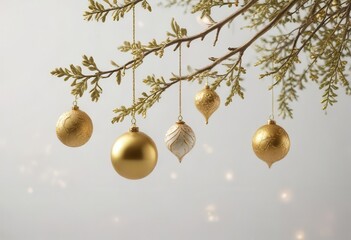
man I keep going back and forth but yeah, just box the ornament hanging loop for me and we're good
[72,95,79,109]
[131,116,137,126]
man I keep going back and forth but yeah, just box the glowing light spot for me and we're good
[295,231,305,240]
[27,187,33,194]
[279,189,292,203]
[113,217,120,223]
[53,170,60,177]
[39,168,68,189]
[207,215,219,222]
[205,205,219,222]
[203,144,214,154]
[225,171,234,181]
[170,172,178,180]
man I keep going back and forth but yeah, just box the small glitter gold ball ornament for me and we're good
[165,121,196,162]
[252,119,290,168]
[194,84,220,124]
[56,106,93,147]
[111,126,158,180]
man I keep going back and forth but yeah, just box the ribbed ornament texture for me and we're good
[165,121,196,162]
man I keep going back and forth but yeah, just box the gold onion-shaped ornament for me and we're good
[195,84,220,124]
[165,121,196,162]
[111,126,158,180]
[56,105,93,147]
[252,119,290,168]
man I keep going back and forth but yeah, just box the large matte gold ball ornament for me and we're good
[195,84,220,124]
[252,120,290,168]
[165,121,196,162]
[111,126,158,180]
[56,106,93,147]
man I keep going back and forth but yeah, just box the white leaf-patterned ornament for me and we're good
[165,121,196,162]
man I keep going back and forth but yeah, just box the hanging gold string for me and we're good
[131,5,137,126]
[178,44,183,121]
[271,79,275,119]
[270,62,275,120]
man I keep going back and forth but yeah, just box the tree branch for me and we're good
[84,0,146,22]
[111,0,300,122]
[175,0,299,81]
[82,0,259,78]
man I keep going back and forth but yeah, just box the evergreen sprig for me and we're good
[51,55,117,102]
[254,0,351,117]
[112,75,169,123]
[192,0,238,18]
[52,0,351,123]
[84,0,151,22]
[160,0,238,17]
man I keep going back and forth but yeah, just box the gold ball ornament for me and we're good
[56,106,93,147]
[252,120,290,168]
[165,121,196,162]
[195,84,220,124]
[111,126,158,180]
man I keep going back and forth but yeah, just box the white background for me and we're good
[1,1,350,239]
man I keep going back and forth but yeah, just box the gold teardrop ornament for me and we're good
[194,84,220,124]
[165,121,196,162]
[56,106,93,147]
[252,120,290,168]
[111,126,158,180]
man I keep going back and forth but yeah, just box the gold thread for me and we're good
[131,5,136,126]
[178,44,183,121]
[133,5,135,47]
[270,62,275,120]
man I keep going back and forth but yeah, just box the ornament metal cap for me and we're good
[129,126,139,132]
[267,119,276,125]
